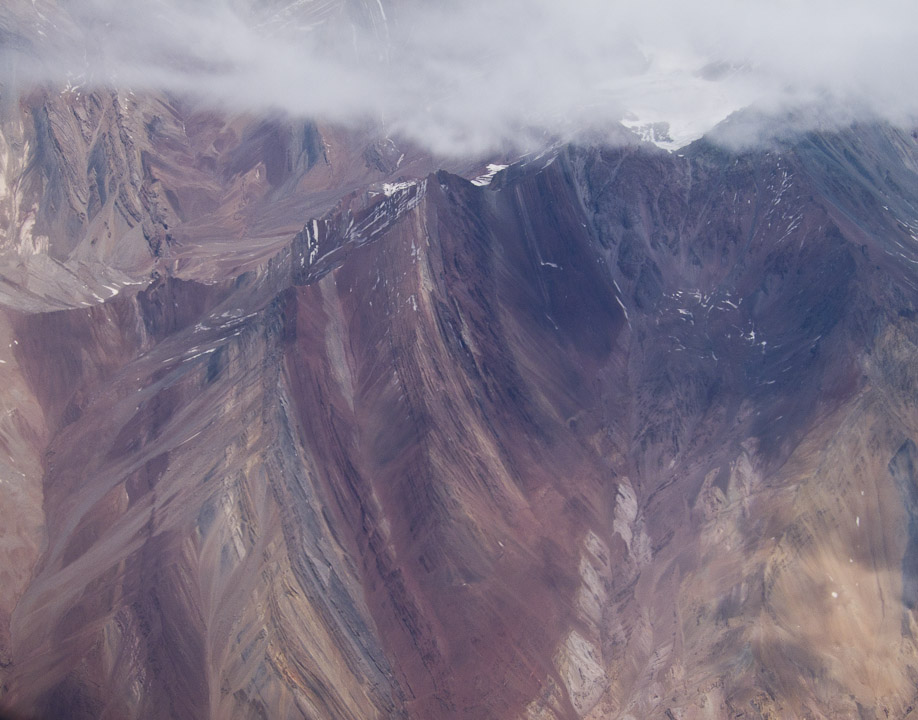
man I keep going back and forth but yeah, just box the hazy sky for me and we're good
[4,0,918,155]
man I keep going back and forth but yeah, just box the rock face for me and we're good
[3,46,918,719]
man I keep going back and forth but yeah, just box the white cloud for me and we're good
[4,0,918,154]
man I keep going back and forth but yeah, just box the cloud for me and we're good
[3,0,918,155]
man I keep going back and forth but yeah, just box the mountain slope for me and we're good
[1,103,918,719]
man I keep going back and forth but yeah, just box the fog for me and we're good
[3,0,918,155]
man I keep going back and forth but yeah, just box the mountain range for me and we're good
[2,2,918,719]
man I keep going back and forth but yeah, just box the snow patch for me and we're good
[471,164,509,187]
[382,180,416,196]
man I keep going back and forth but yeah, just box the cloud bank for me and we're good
[4,0,918,155]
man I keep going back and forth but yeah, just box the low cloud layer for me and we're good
[4,0,918,155]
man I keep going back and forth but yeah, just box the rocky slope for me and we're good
[1,45,918,719]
